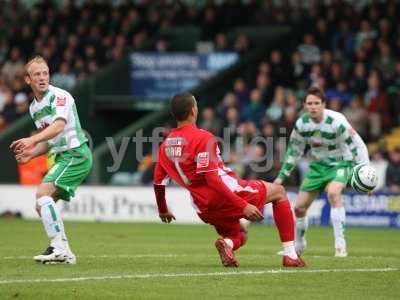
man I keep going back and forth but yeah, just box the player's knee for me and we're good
[294,206,307,217]
[36,189,48,199]
[272,183,287,201]
[36,184,53,199]
[327,189,341,202]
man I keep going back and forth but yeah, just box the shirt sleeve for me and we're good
[278,123,306,181]
[337,116,370,164]
[51,93,72,123]
[153,159,170,186]
[195,133,219,174]
[153,150,170,214]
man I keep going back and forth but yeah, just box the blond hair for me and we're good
[25,56,48,75]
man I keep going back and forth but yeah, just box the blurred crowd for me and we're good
[0,0,260,131]
[129,0,400,191]
[1,0,400,191]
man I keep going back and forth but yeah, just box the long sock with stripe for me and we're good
[37,196,66,251]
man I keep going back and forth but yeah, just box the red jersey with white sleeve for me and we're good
[153,124,265,215]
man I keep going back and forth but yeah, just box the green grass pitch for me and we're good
[0,219,399,299]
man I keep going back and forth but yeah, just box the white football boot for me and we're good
[34,246,76,264]
[335,247,348,257]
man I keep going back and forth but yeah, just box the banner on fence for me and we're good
[1,185,399,227]
[130,52,239,98]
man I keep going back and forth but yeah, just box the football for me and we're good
[350,164,379,193]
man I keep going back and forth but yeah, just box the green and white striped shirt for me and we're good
[278,109,369,181]
[29,85,87,153]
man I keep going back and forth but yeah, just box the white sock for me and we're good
[58,218,72,253]
[283,241,298,259]
[223,238,234,249]
[330,207,346,249]
[296,217,308,244]
[37,196,67,251]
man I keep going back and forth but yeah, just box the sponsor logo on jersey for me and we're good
[196,152,209,168]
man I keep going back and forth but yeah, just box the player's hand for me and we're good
[159,211,176,223]
[273,177,283,185]
[243,204,263,222]
[10,137,35,152]
[15,149,33,164]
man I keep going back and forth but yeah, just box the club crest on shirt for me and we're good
[196,152,209,168]
[56,96,66,106]
[311,130,323,147]
[39,121,50,130]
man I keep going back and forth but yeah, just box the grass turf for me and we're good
[0,219,399,299]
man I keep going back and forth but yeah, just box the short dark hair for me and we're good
[170,92,196,121]
[304,86,326,103]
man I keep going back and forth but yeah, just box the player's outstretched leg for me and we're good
[264,182,305,267]
[326,182,347,257]
[34,183,76,264]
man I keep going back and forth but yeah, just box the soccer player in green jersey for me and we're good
[10,56,92,264]
[274,87,369,257]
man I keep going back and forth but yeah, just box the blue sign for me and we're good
[263,192,400,228]
[130,52,239,99]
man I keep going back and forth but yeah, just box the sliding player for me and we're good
[153,92,305,267]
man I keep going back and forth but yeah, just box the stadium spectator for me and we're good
[265,87,285,122]
[216,92,238,120]
[350,62,368,94]
[270,50,289,87]
[325,81,353,107]
[1,47,24,84]
[373,41,396,80]
[199,107,223,137]
[224,107,240,144]
[1,88,17,126]
[343,95,368,140]
[365,71,391,139]
[242,89,267,125]
[369,150,388,191]
[51,62,77,91]
[243,144,271,181]
[214,33,229,52]
[297,33,321,65]
[386,148,400,193]
[232,78,249,108]
[14,92,29,118]
[255,72,273,106]
[233,33,251,55]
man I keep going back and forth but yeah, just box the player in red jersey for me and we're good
[153,92,305,267]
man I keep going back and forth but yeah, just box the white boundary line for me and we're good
[3,254,399,260]
[0,268,398,285]
[2,254,184,260]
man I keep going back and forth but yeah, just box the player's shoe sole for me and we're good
[282,255,306,267]
[215,238,239,267]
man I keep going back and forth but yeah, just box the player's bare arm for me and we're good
[10,119,66,152]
